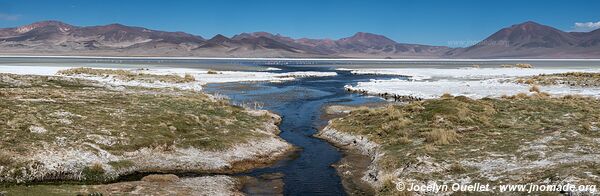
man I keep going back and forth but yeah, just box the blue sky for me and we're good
[0,0,598,46]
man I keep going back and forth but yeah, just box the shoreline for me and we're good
[2,55,600,62]
[315,104,389,195]
[315,124,385,194]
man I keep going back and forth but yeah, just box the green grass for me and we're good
[0,73,276,184]
[330,94,600,194]
[0,73,270,154]
[82,163,106,182]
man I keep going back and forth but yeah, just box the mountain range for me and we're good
[0,20,599,58]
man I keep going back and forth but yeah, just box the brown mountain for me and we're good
[337,32,397,48]
[1,20,599,58]
[572,29,600,47]
[0,21,326,57]
[0,21,74,42]
[232,32,338,55]
[195,33,320,57]
[231,31,450,58]
[0,20,206,55]
[448,21,600,58]
[71,23,204,45]
[331,32,450,58]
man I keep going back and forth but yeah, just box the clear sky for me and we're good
[0,0,598,46]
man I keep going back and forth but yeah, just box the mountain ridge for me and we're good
[1,20,599,58]
[447,21,600,58]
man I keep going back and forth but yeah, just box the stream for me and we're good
[204,65,400,195]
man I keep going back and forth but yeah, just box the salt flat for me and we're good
[0,65,337,91]
[343,67,600,99]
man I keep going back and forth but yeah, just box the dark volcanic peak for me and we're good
[208,34,232,43]
[483,21,577,48]
[247,31,275,37]
[337,32,398,46]
[451,21,600,58]
[231,32,253,40]
[232,32,295,43]
[239,36,294,49]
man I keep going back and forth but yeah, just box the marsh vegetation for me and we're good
[0,73,291,185]
[326,93,600,194]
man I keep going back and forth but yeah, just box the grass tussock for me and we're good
[0,153,14,166]
[206,70,220,74]
[58,67,196,83]
[515,63,534,68]
[423,129,458,145]
[82,162,106,182]
[529,85,541,93]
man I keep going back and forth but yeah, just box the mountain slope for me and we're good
[1,20,599,58]
[448,21,600,58]
[332,32,450,58]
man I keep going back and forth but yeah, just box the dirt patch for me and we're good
[332,150,376,196]
[239,173,285,195]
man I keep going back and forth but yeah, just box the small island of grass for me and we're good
[516,72,600,87]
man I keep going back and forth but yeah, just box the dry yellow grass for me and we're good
[500,63,533,68]
[515,63,534,68]
[515,72,600,87]
[207,70,219,74]
[58,67,196,83]
[183,73,196,82]
[423,129,458,145]
[529,85,541,93]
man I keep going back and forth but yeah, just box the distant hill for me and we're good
[446,21,600,58]
[0,20,599,58]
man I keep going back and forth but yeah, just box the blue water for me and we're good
[204,65,398,195]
